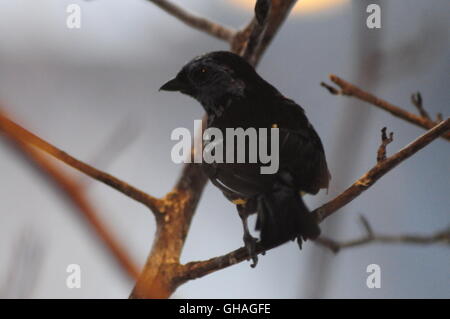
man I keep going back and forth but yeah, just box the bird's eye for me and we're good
[191,66,210,84]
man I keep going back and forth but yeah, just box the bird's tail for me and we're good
[255,184,320,248]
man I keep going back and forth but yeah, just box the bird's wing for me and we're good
[274,97,331,194]
[203,95,330,197]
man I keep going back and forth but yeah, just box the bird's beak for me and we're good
[159,77,186,92]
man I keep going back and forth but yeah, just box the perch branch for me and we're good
[321,75,450,141]
[146,0,235,41]
[0,110,139,280]
[0,111,161,215]
[175,118,449,283]
[316,216,450,253]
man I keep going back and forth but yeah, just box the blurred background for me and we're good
[0,0,449,298]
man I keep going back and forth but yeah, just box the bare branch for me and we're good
[0,111,161,215]
[0,111,140,280]
[172,119,450,283]
[314,118,449,223]
[146,0,235,41]
[322,75,450,142]
[316,218,450,253]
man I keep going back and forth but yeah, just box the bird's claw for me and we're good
[297,235,305,250]
[243,233,259,267]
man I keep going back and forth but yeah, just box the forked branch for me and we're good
[0,110,140,280]
[316,216,450,253]
[321,75,450,141]
[0,111,161,215]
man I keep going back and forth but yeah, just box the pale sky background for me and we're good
[0,0,449,298]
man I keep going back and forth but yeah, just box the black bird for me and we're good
[160,51,330,266]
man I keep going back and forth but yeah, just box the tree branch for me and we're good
[0,111,161,215]
[0,110,140,280]
[174,118,449,283]
[239,0,298,66]
[314,117,449,223]
[146,0,235,41]
[316,216,450,253]
[321,75,450,142]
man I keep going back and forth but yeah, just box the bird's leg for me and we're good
[237,205,258,267]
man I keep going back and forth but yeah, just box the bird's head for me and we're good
[160,51,267,109]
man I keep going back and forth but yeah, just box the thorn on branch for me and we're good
[411,92,431,120]
[377,127,394,163]
[437,113,444,123]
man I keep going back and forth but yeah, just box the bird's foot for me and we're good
[243,233,259,268]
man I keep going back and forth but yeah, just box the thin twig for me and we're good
[316,217,450,253]
[314,118,449,223]
[320,81,339,95]
[0,111,140,280]
[0,111,161,215]
[322,75,450,142]
[358,215,374,238]
[146,0,235,41]
[176,118,450,283]
[411,92,431,120]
